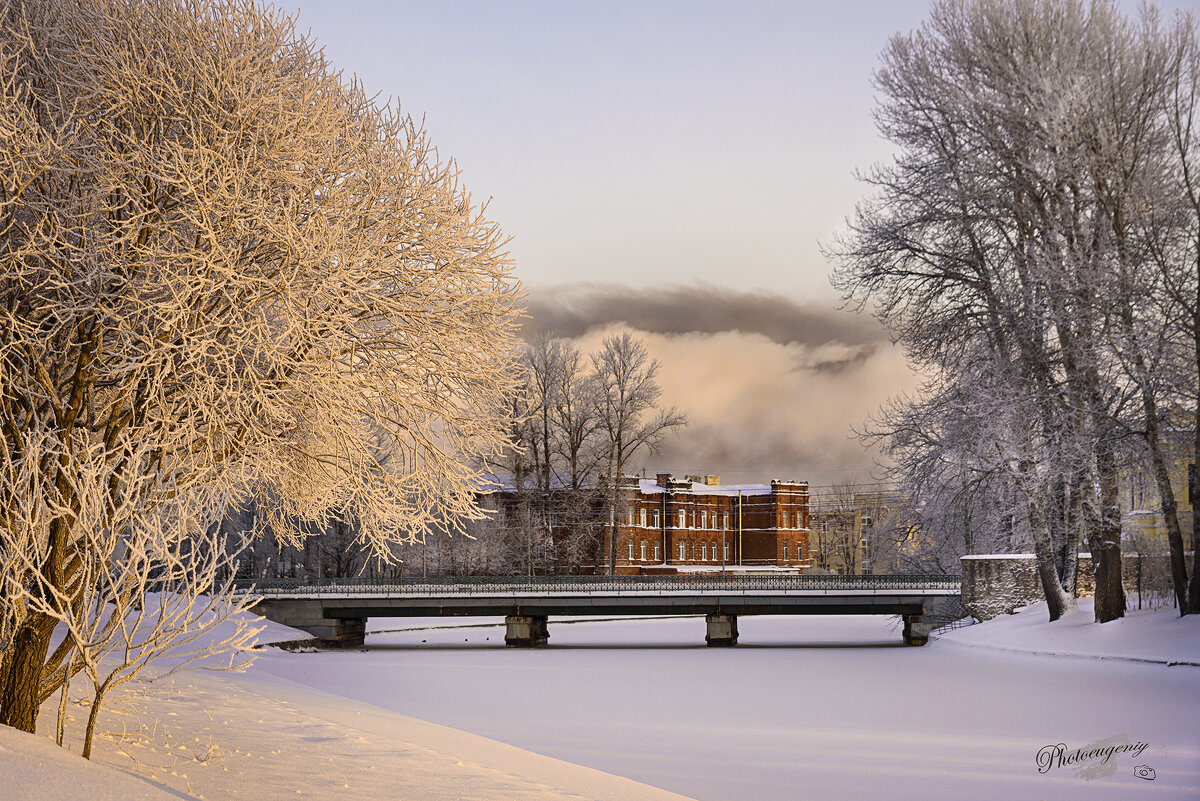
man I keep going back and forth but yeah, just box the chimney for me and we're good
[704,475,720,486]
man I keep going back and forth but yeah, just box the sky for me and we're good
[287,0,1197,487]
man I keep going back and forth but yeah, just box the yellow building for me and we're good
[1119,433,1195,553]
[809,487,923,575]
[808,507,860,574]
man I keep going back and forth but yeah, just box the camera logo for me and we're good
[1133,766,1156,781]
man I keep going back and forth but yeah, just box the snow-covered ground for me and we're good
[11,598,1200,800]
[17,613,687,801]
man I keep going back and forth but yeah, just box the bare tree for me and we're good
[810,483,862,574]
[523,335,567,494]
[591,332,686,573]
[830,0,1200,622]
[1149,13,1200,613]
[551,340,604,491]
[0,0,519,733]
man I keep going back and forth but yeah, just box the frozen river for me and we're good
[253,612,1200,801]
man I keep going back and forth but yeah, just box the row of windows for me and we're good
[623,540,734,562]
[627,540,662,561]
[623,539,803,562]
[624,537,801,563]
[625,509,805,530]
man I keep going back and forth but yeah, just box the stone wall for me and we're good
[960,555,1045,620]
[960,552,1191,620]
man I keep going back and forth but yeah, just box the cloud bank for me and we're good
[523,283,885,345]
[522,284,922,488]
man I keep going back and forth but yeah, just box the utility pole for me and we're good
[737,490,743,568]
[721,508,727,576]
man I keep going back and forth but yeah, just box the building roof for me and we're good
[477,473,804,498]
[634,478,775,497]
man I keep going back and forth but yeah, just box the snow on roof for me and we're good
[477,474,779,497]
[636,478,773,496]
[960,554,1037,560]
[475,474,514,493]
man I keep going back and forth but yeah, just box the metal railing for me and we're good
[239,573,961,596]
[930,616,979,635]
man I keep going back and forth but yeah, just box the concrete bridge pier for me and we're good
[705,613,738,647]
[253,599,366,647]
[505,614,549,647]
[902,614,934,646]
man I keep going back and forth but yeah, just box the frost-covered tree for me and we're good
[591,332,686,574]
[0,0,519,733]
[1148,14,1200,613]
[523,335,567,495]
[551,340,604,491]
[832,0,1200,622]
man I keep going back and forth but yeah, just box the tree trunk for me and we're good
[1142,391,1190,613]
[0,614,56,732]
[82,684,108,760]
[1030,496,1073,621]
[1062,486,1082,598]
[607,451,621,576]
[55,655,74,747]
[1093,448,1126,622]
[1190,357,1200,613]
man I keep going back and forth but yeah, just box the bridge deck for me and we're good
[244,574,960,596]
[247,575,961,645]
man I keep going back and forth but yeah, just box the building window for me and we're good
[723,541,729,561]
[639,508,647,528]
[639,541,646,560]
[723,513,730,530]
[783,541,789,560]
[653,510,660,528]
[679,509,686,528]
[710,541,717,561]
[679,541,686,560]
[628,541,634,560]
[701,541,707,560]
[701,511,708,530]
[627,509,634,526]
[654,542,660,561]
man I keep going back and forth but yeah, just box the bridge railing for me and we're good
[238,573,961,596]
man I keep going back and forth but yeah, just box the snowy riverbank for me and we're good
[14,614,691,801]
[8,600,1200,800]
[936,596,1200,664]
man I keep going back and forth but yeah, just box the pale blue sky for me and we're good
[286,1,954,300]
[289,0,1194,302]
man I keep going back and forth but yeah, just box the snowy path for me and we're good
[249,603,1200,801]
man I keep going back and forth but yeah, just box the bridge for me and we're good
[246,573,962,648]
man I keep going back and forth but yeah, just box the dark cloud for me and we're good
[522,283,887,347]
[799,344,879,374]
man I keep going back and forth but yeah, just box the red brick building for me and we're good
[614,473,811,574]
